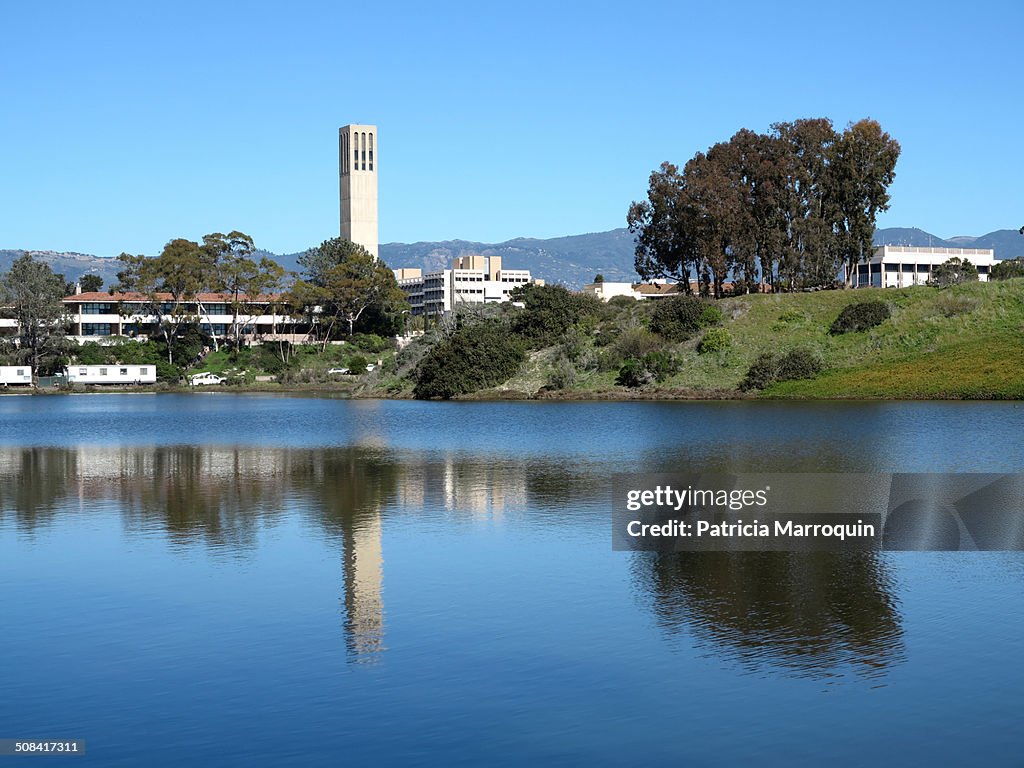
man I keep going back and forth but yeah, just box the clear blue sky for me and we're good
[2,0,1021,257]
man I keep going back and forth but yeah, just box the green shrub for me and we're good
[616,359,650,388]
[547,358,577,390]
[414,321,526,399]
[597,349,624,372]
[650,295,720,341]
[740,348,823,391]
[349,333,391,353]
[346,354,369,374]
[991,258,1024,281]
[641,350,677,382]
[829,301,890,335]
[698,328,732,354]
[510,284,600,347]
[928,257,978,287]
[776,348,822,381]
[612,327,662,361]
[699,305,723,327]
[76,342,108,365]
[932,293,980,318]
[608,295,638,308]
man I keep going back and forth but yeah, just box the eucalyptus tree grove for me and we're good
[627,118,900,296]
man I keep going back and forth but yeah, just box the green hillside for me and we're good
[395,279,1024,400]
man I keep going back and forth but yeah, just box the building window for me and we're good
[120,368,128,376]
[140,368,148,376]
[82,323,112,336]
[369,133,374,171]
[81,302,115,314]
[99,368,108,376]
[16,369,24,376]
[78,368,87,376]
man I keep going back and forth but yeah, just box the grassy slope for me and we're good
[540,280,1024,399]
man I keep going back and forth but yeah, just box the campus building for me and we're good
[851,245,996,288]
[61,291,305,344]
[394,256,539,316]
[340,123,379,258]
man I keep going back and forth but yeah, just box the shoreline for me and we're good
[3,383,1021,403]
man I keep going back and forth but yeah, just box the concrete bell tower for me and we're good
[339,124,379,258]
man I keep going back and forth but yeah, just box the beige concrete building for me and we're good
[394,256,537,316]
[339,124,379,258]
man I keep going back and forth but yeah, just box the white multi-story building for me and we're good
[394,256,539,316]
[62,291,305,344]
[851,245,996,289]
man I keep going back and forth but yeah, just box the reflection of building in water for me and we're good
[439,455,528,520]
[342,513,384,660]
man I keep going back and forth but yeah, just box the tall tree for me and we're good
[0,254,71,374]
[293,238,407,345]
[115,239,208,364]
[203,231,263,351]
[628,162,698,293]
[829,120,901,287]
[79,273,104,293]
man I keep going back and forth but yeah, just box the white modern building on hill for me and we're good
[394,256,540,316]
[851,245,996,288]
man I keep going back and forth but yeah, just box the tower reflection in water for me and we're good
[0,446,907,675]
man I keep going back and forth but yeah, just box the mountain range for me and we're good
[3,227,1022,291]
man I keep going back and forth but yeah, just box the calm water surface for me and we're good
[1,395,1023,766]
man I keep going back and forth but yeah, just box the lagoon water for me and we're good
[1,395,1023,766]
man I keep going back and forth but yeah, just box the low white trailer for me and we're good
[0,366,33,386]
[65,364,157,385]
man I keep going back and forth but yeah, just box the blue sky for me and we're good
[2,0,1021,256]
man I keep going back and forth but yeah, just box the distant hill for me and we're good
[4,227,1022,290]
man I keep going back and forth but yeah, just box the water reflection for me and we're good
[0,445,911,676]
[632,551,905,680]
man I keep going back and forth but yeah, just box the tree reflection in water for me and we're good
[632,551,905,680]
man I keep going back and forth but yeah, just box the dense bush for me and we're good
[547,357,577,390]
[611,327,662,361]
[349,333,391,353]
[608,295,638,308]
[616,359,650,388]
[510,284,600,347]
[932,293,980,318]
[829,301,890,335]
[928,257,978,287]
[346,354,369,374]
[649,295,720,341]
[740,348,823,391]
[698,328,732,354]
[255,346,291,375]
[699,305,724,327]
[775,348,822,381]
[992,258,1024,281]
[642,351,677,382]
[616,351,677,388]
[414,321,526,399]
